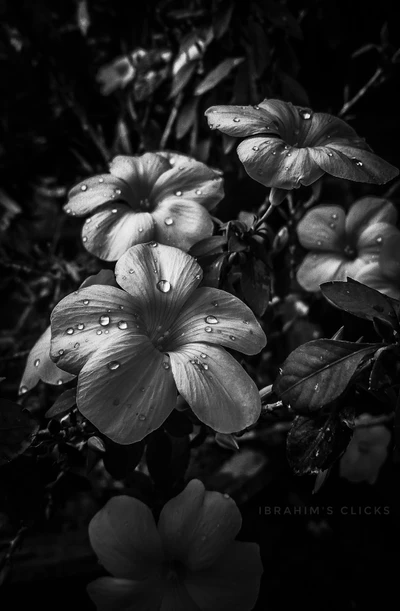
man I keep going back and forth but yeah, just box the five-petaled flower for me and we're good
[340,415,390,484]
[65,152,224,261]
[87,479,263,611]
[50,243,266,444]
[295,197,400,296]
[205,99,398,205]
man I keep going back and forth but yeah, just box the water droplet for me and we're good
[163,362,170,370]
[57,379,63,385]
[82,236,88,243]
[115,188,122,195]
[77,323,85,330]
[195,189,202,195]
[252,145,259,151]
[203,364,209,370]
[99,177,104,183]
[352,158,363,166]
[80,184,88,191]
[65,208,72,214]
[34,359,40,367]
[99,315,110,326]
[85,218,91,224]
[376,236,383,244]
[96,330,102,335]
[272,151,277,155]
[195,273,202,280]
[317,240,322,246]
[286,153,292,157]
[243,320,249,325]
[205,326,212,333]
[83,299,90,305]
[19,385,28,395]
[129,269,134,274]
[108,361,120,371]
[112,208,118,214]
[58,349,64,356]
[175,191,182,197]
[74,342,80,348]
[164,217,174,226]
[140,387,145,392]
[138,414,146,421]
[331,213,338,220]
[233,117,240,122]
[149,242,158,247]
[300,109,312,120]
[329,223,335,229]
[230,335,236,340]
[253,105,260,110]
[327,152,333,157]
[118,321,128,330]
[104,330,109,334]
[66,328,74,335]
[138,227,143,233]
[212,301,218,307]
[200,353,207,358]
[205,315,218,324]
[157,279,171,293]
[223,493,230,499]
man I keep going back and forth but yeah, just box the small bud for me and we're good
[87,436,106,453]
[273,226,289,252]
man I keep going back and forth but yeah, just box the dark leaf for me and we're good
[321,279,400,330]
[145,430,190,493]
[45,388,76,419]
[287,410,354,475]
[240,257,270,316]
[175,97,199,140]
[189,235,226,258]
[0,399,39,466]
[163,409,193,437]
[202,253,228,287]
[247,18,270,77]
[194,58,244,96]
[213,2,234,39]
[368,346,395,391]
[274,340,379,412]
[170,62,197,98]
[103,439,145,480]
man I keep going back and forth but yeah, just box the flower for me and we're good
[50,243,266,444]
[19,270,116,395]
[340,415,391,484]
[87,479,263,611]
[65,152,224,261]
[205,99,398,205]
[350,233,400,299]
[296,196,400,293]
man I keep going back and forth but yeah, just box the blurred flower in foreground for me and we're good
[340,415,391,484]
[296,197,400,295]
[65,152,223,260]
[88,479,263,611]
[205,99,398,206]
[19,270,116,394]
[50,243,266,444]
[351,233,400,299]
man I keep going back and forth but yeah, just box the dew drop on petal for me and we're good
[175,191,182,197]
[58,349,64,356]
[74,342,80,348]
[104,330,109,334]
[19,385,28,395]
[195,273,202,280]
[272,151,277,155]
[139,414,146,421]
[138,227,143,233]
[299,110,312,120]
[57,379,63,385]
[80,184,88,191]
[65,208,72,214]
[286,153,292,157]
[98,177,104,183]
[83,299,90,305]
[327,152,333,157]
[99,315,110,326]
[331,213,338,220]
[205,326,212,333]
[96,330,102,335]
[164,217,174,226]
[203,364,209,370]
[115,188,122,195]
[200,353,207,358]
[157,280,171,293]
[329,223,335,229]
[212,301,218,307]
[34,358,40,367]
[108,361,120,371]
[376,236,383,244]
[129,269,134,274]
[317,240,322,246]
[140,387,145,392]
[253,105,260,110]
[230,335,236,340]
[205,315,218,324]
[150,242,158,247]
[118,321,128,330]
[112,208,118,214]
[233,117,240,122]
[163,362,170,370]
[243,320,249,325]
[86,218,91,224]
[252,145,259,151]
[195,189,202,195]
[77,323,85,330]
[66,328,74,335]
[82,236,88,243]
[223,493,230,499]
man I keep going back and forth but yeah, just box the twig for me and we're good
[0,524,28,580]
[338,67,384,118]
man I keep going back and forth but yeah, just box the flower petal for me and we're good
[88,577,164,611]
[353,262,400,299]
[297,205,346,252]
[345,197,398,237]
[152,199,213,251]
[237,137,324,189]
[151,160,224,211]
[169,343,261,433]
[184,541,263,611]
[160,580,202,611]
[65,175,133,216]
[50,285,142,375]
[205,104,280,137]
[89,495,164,579]
[115,243,202,338]
[20,326,75,392]
[310,142,399,184]
[300,113,362,148]
[109,153,171,198]
[379,233,400,281]
[356,223,400,259]
[82,205,155,261]
[296,253,347,291]
[166,287,266,355]
[77,336,177,443]
[158,479,242,571]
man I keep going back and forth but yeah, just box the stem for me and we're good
[0,524,28,576]
[254,203,275,230]
[338,67,384,118]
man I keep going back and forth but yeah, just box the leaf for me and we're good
[103,439,145,480]
[213,2,234,39]
[368,346,394,391]
[320,279,400,330]
[240,257,270,316]
[194,58,244,96]
[145,430,190,493]
[175,97,199,139]
[45,388,76,418]
[274,339,379,412]
[0,399,39,466]
[287,410,354,475]
[170,62,197,99]
[189,235,226,258]
[202,253,228,288]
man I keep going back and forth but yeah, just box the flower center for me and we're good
[139,197,152,211]
[343,244,357,259]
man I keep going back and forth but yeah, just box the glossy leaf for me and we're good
[45,388,77,419]
[274,339,379,411]
[0,399,39,465]
[194,58,244,96]
[240,257,270,316]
